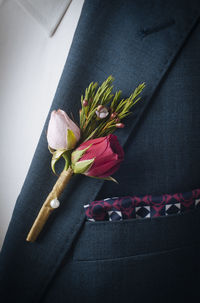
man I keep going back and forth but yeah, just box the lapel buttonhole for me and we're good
[140,18,175,38]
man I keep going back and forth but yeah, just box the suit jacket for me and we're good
[0,0,200,302]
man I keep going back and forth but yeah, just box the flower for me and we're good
[95,105,109,119]
[71,134,124,178]
[47,109,80,150]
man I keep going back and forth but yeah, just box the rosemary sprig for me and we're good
[79,76,145,142]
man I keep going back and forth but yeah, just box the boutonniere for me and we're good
[26,76,145,242]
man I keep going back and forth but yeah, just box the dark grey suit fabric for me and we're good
[0,0,200,302]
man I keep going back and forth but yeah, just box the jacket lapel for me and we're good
[1,1,199,302]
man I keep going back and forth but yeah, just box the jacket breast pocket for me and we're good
[72,208,200,261]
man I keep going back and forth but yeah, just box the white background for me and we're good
[0,0,84,248]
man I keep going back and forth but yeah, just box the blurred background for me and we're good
[0,0,84,248]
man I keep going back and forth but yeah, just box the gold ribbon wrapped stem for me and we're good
[26,167,74,242]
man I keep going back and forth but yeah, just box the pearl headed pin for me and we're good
[50,198,60,209]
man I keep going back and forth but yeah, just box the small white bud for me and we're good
[96,106,109,119]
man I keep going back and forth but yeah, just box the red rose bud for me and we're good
[83,99,88,106]
[116,123,124,128]
[71,134,124,178]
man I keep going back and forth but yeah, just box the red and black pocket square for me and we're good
[84,188,200,222]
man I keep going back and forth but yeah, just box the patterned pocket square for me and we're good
[84,188,200,222]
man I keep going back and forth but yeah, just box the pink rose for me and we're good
[72,134,124,178]
[47,109,80,150]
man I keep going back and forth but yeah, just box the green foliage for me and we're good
[66,129,77,150]
[71,144,93,163]
[79,76,145,142]
[51,150,70,175]
[72,158,95,174]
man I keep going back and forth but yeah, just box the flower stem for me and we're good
[26,166,74,242]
